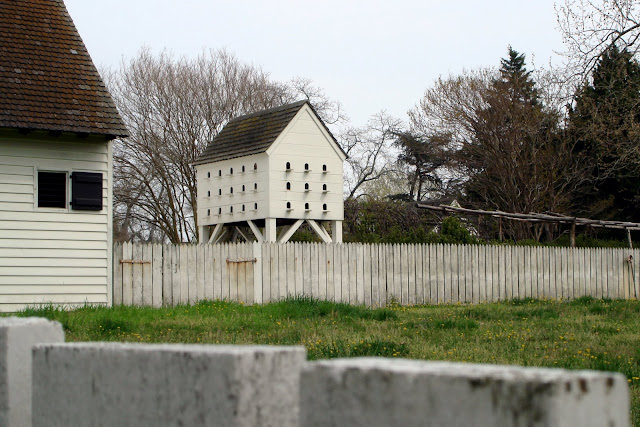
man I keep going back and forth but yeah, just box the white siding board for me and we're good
[0,239,107,250]
[0,276,106,286]
[0,183,33,194]
[0,164,33,175]
[0,201,34,211]
[0,230,106,241]
[0,285,107,295]
[0,266,107,277]
[2,155,107,170]
[0,220,106,232]
[0,248,106,259]
[0,144,108,161]
[0,174,32,186]
[0,211,107,223]
[0,193,33,203]
[0,258,106,267]
[0,294,107,304]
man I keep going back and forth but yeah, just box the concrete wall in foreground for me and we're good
[0,317,630,427]
[32,343,306,427]
[300,358,630,427]
[0,317,64,427]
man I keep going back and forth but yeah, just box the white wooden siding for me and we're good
[268,107,344,220]
[195,154,269,226]
[0,136,110,311]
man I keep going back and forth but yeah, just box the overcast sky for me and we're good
[65,0,566,126]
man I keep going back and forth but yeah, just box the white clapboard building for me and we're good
[0,0,128,311]
[194,101,346,243]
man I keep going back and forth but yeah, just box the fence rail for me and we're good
[112,242,640,307]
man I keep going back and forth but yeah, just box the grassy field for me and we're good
[14,297,640,425]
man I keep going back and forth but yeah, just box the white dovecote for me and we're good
[194,101,346,243]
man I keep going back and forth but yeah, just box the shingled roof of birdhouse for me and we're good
[0,0,128,138]
[194,100,341,165]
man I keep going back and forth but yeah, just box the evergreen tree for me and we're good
[458,47,563,240]
[568,45,640,221]
[494,46,539,105]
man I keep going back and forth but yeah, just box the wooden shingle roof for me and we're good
[194,100,308,165]
[195,100,344,165]
[0,0,128,138]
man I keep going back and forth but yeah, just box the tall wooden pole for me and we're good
[570,221,576,248]
[627,229,633,249]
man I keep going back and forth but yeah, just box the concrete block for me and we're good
[300,358,630,427]
[0,317,64,427]
[33,343,306,427]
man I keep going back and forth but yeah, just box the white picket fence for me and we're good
[112,242,640,307]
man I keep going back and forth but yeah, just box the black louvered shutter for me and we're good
[71,172,103,211]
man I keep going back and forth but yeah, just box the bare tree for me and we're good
[109,49,286,243]
[341,112,402,200]
[285,77,348,127]
[556,0,640,80]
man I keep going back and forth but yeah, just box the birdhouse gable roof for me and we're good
[194,100,342,165]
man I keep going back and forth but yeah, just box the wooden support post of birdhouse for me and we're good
[627,228,633,249]
[570,221,576,248]
[199,225,210,244]
[265,218,277,242]
[331,220,343,243]
[498,217,503,242]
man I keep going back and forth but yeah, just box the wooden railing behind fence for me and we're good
[112,242,640,307]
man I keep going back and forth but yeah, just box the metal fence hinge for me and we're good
[226,258,257,264]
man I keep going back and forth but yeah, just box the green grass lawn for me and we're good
[14,297,640,425]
